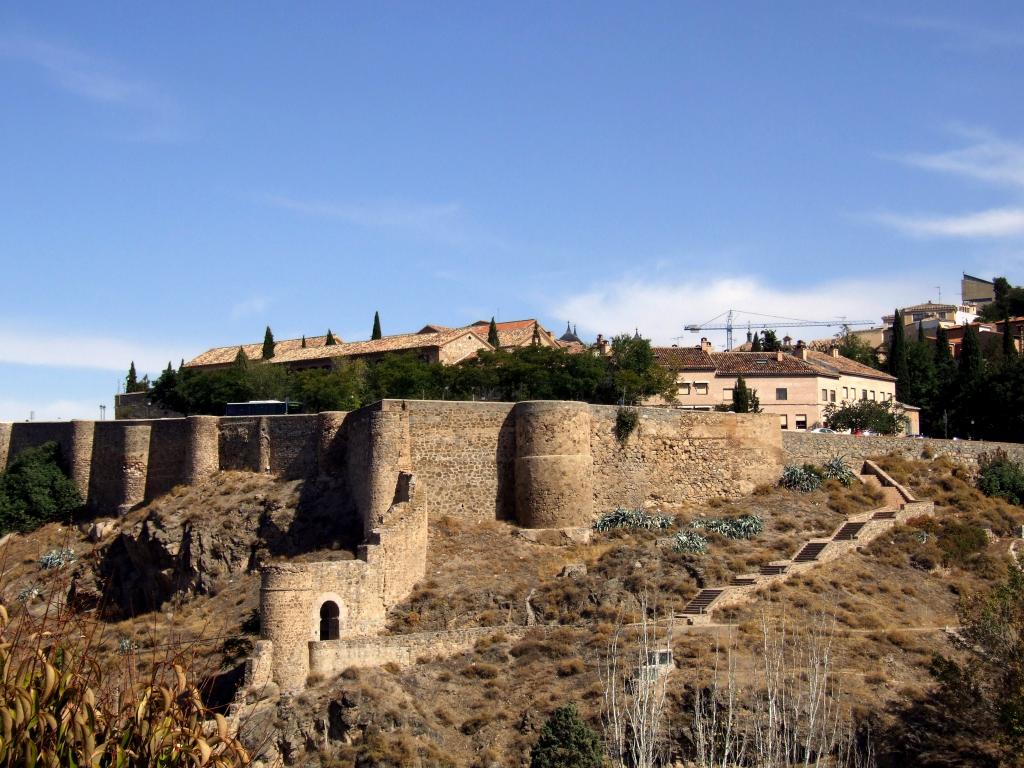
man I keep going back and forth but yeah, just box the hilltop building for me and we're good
[962,273,996,307]
[650,339,918,433]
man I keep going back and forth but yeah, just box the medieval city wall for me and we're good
[1,399,787,521]
[782,431,1024,468]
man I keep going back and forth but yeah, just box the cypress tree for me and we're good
[126,362,139,392]
[233,346,249,371]
[888,309,910,400]
[750,332,763,352]
[1004,315,1015,357]
[262,326,275,359]
[732,375,760,413]
[487,317,500,347]
[301,335,307,349]
[325,329,337,346]
[959,324,984,383]
[372,311,382,340]
[529,704,603,768]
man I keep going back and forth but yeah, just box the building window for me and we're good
[870,391,876,401]
[843,386,849,400]
[861,389,867,400]
[795,414,807,430]
[723,388,733,402]
[694,383,708,395]
[678,383,691,396]
[320,601,340,641]
[780,414,788,430]
[776,388,788,401]
[822,388,828,401]
[830,390,836,403]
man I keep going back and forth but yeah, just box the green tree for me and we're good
[301,335,307,349]
[232,347,249,373]
[487,317,500,347]
[888,309,910,400]
[750,332,763,352]
[1004,315,1015,358]
[823,399,908,435]
[731,374,760,413]
[325,329,337,346]
[924,556,1024,765]
[959,324,984,384]
[0,442,82,534]
[904,330,937,411]
[980,276,1024,321]
[529,704,604,768]
[126,361,139,392]
[607,334,675,405]
[262,326,275,359]
[372,311,382,340]
[836,328,878,368]
[761,330,781,352]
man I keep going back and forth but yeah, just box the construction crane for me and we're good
[683,310,876,351]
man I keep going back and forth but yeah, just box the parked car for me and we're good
[810,427,837,434]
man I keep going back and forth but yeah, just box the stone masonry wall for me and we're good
[782,431,1024,468]
[590,407,784,511]
[1,400,788,520]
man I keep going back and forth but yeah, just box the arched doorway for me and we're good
[319,601,340,640]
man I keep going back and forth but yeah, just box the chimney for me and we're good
[831,346,840,358]
[700,337,712,353]
[795,339,807,360]
[776,350,784,362]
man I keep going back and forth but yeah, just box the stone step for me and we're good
[730,575,758,586]
[833,522,866,541]
[681,588,724,614]
[794,542,829,562]
[759,563,789,576]
[872,510,896,520]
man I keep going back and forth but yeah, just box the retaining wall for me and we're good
[782,432,1024,467]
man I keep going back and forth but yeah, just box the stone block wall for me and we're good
[782,432,1024,468]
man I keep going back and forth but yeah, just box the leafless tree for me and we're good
[689,611,873,768]
[602,596,672,768]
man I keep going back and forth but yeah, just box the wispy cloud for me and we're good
[230,296,271,322]
[871,15,1024,51]
[0,34,184,141]
[0,326,186,374]
[264,194,510,250]
[871,207,1024,239]
[552,275,923,349]
[873,130,1024,240]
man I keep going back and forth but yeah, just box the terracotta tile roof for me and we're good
[652,347,716,371]
[708,352,821,376]
[558,340,588,355]
[184,333,340,368]
[463,319,555,348]
[803,350,897,381]
[186,328,491,369]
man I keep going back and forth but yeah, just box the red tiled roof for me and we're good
[652,347,716,371]
[708,352,821,376]
[803,350,896,382]
[185,333,340,368]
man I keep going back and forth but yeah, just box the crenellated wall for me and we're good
[1,399,787,521]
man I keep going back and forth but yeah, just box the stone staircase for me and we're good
[679,460,932,625]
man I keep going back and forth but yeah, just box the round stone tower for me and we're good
[513,401,593,528]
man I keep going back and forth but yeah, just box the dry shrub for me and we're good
[556,657,585,677]
[461,661,500,679]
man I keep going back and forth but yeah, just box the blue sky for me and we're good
[2,2,1023,421]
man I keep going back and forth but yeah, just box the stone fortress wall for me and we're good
[0,399,786,526]
[782,431,1024,468]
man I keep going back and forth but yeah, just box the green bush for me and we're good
[978,449,1024,506]
[614,407,640,442]
[779,464,824,492]
[530,703,604,768]
[0,442,82,535]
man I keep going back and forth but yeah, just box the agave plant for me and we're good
[821,456,856,487]
[779,464,823,492]
[673,530,709,554]
[594,507,674,532]
[692,514,764,540]
[38,548,76,570]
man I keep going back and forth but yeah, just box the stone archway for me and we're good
[319,600,340,640]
